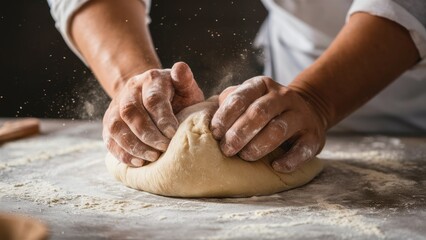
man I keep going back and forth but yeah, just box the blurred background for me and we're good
[0,0,267,119]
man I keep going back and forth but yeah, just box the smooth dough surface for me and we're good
[105,100,323,198]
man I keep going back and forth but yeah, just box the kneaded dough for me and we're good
[105,99,323,198]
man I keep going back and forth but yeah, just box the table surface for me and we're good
[0,118,425,240]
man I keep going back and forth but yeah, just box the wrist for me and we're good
[289,73,335,130]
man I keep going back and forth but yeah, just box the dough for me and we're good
[105,99,323,198]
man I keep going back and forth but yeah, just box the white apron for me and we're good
[256,0,426,134]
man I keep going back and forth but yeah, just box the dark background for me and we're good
[0,0,267,119]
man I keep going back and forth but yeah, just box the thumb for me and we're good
[171,62,203,98]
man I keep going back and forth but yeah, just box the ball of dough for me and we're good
[105,99,323,198]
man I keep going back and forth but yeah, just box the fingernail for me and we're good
[164,126,177,138]
[211,127,218,137]
[131,159,144,167]
[238,150,257,162]
[210,119,224,138]
[221,142,235,157]
[144,150,160,161]
[211,127,222,139]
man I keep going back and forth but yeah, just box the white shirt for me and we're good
[256,0,426,133]
[48,0,426,133]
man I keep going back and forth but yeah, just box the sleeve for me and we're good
[347,0,426,61]
[47,0,152,63]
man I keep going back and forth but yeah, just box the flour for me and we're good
[0,180,155,216]
[331,161,416,192]
[217,201,383,239]
[1,124,424,240]
[208,136,426,239]
[318,136,420,193]
[219,208,283,220]
[0,141,104,170]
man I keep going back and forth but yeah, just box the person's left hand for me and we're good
[210,76,327,173]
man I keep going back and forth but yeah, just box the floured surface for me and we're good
[0,119,425,239]
[106,101,323,197]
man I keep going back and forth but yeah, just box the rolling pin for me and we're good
[0,118,40,144]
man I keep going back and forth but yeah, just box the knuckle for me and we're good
[107,118,123,134]
[276,88,289,99]
[144,92,165,109]
[259,76,273,84]
[138,132,148,144]
[146,69,161,79]
[119,102,137,120]
[223,86,238,94]
[123,77,143,94]
[248,102,268,120]
[269,90,283,100]
[245,76,264,85]
[219,86,238,102]
[125,77,139,88]
[224,95,245,110]
[270,119,288,135]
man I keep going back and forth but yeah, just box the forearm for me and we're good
[290,13,420,128]
[70,0,161,97]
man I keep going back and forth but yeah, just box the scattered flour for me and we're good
[0,141,104,170]
[1,132,424,239]
[331,161,416,192]
[217,200,384,239]
[0,180,155,216]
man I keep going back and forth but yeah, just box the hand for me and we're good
[210,76,326,173]
[103,62,204,167]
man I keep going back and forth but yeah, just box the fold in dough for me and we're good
[105,100,323,198]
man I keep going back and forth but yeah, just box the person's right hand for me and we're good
[102,62,204,167]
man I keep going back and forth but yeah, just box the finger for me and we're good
[103,135,146,167]
[107,120,161,162]
[103,109,150,165]
[118,82,170,152]
[272,136,320,173]
[238,110,302,161]
[218,86,238,105]
[211,76,267,140]
[219,91,285,157]
[171,62,204,101]
[142,70,179,139]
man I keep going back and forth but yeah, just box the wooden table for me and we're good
[0,119,425,239]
